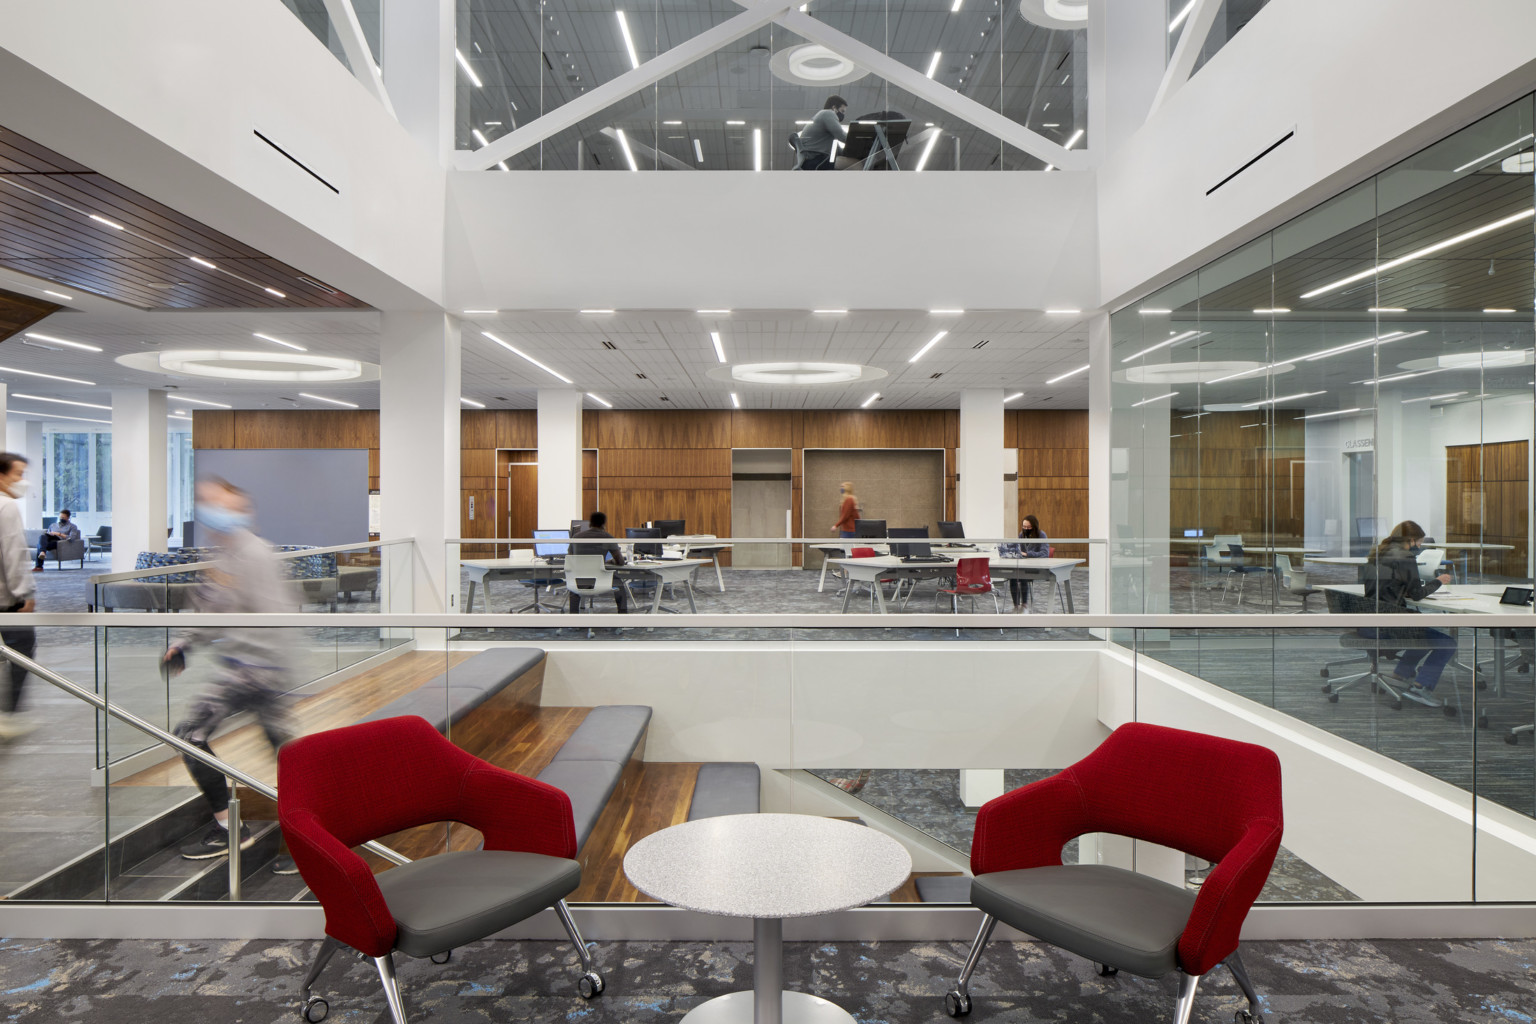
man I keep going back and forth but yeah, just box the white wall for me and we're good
[0,0,446,310]
[444,170,1100,311]
[1098,0,1536,308]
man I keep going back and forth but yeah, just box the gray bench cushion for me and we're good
[358,648,545,731]
[534,759,624,851]
[446,648,546,691]
[687,762,761,820]
[914,876,973,903]
[971,865,1196,979]
[377,850,581,958]
[550,705,651,764]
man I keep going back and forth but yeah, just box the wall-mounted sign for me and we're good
[1343,437,1374,451]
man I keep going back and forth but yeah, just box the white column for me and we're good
[383,0,454,160]
[1088,0,1166,153]
[1088,314,1111,615]
[957,389,1006,540]
[537,390,583,527]
[379,312,461,613]
[21,420,43,528]
[111,390,167,572]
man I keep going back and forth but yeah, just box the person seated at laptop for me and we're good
[1007,514,1050,611]
[1360,519,1454,707]
[794,94,848,171]
[570,511,627,614]
[35,508,80,571]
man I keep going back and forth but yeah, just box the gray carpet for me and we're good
[0,935,1532,1022]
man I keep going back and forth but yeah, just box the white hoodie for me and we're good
[0,492,36,610]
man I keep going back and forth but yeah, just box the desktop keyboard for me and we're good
[901,555,951,564]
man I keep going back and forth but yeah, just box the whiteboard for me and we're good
[193,449,368,548]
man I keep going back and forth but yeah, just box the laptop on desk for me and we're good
[899,541,949,563]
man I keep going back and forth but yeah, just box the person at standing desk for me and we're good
[794,95,848,170]
[1360,519,1456,707]
[1007,514,1050,611]
[831,481,860,538]
[570,511,628,615]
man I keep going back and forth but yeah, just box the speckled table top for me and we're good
[623,813,912,920]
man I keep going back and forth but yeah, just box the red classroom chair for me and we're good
[935,556,999,614]
[944,722,1282,1024]
[278,716,605,1024]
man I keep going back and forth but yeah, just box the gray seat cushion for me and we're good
[971,865,1196,979]
[914,875,973,903]
[551,705,651,763]
[358,693,452,730]
[446,648,546,691]
[535,759,623,850]
[377,850,581,958]
[687,762,761,820]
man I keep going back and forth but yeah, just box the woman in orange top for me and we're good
[832,481,860,537]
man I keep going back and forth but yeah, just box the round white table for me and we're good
[624,813,912,1024]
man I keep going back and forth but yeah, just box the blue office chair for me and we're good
[1222,543,1271,605]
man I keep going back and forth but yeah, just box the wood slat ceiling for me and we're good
[0,125,369,312]
[0,286,59,342]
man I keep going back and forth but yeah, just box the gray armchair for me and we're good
[42,535,87,569]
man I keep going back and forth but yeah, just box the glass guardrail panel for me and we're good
[276,0,361,73]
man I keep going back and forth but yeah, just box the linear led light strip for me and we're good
[17,411,112,426]
[1297,408,1366,420]
[24,332,101,353]
[1452,133,1535,174]
[460,397,485,408]
[616,11,641,70]
[0,174,298,302]
[1300,208,1535,298]
[586,393,613,408]
[914,130,941,173]
[168,395,233,408]
[0,365,95,385]
[455,48,483,87]
[1402,391,1467,404]
[730,393,741,409]
[909,330,948,363]
[1168,0,1196,32]
[860,392,880,408]
[12,394,111,410]
[483,331,573,383]
[299,392,359,408]
[711,331,727,363]
[1203,331,1421,385]
[1243,390,1325,408]
[615,129,639,172]
[253,332,307,352]
[1130,391,1177,407]
[1046,364,1089,384]
[1120,330,1207,363]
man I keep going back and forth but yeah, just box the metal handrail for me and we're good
[0,642,411,868]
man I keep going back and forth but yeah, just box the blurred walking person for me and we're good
[164,477,298,865]
[0,453,37,740]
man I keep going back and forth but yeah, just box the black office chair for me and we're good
[1222,543,1271,605]
[1321,588,1405,708]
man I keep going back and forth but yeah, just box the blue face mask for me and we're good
[195,503,252,534]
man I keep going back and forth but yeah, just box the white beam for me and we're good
[321,0,395,117]
[459,0,794,171]
[772,10,1083,170]
[1149,0,1222,115]
[599,127,695,171]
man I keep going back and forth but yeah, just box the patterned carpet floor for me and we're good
[1,935,1533,1022]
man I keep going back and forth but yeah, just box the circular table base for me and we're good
[682,990,856,1024]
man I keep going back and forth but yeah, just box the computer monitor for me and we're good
[570,519,589,535]
[533,528,570,557]
[853,519,887,539]
[626,527,663,558]
[1355,517,1383,540]
[888,526,930,558]
[650,519,686,538]
[937,521,965,540]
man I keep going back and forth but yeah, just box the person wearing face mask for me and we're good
[0,452,37,740]
[1360,519,1457,707]
[832,481,861,538]
[163,477,299,867]
[794,94,848,171]
[33,507,80,571]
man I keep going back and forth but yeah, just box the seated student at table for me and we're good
[34,508,80,570]
[794,95,848,170]
[1360,519,1455,707]
[570,511,627,614]
[1008,514,1050,610]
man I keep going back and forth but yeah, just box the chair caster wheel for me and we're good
[1235,1011,1261,1024]
[1479,717,1490,729]
[301,996,329,1022]
[944,990,971,1017]
[1320,683,1333,694]
[1507,733,1521,746]
[1327,694,1338,703]
[1390,700,1403,710]
[430,949,452,965]
[1443,705,1458,718]
[1096,963,1119,977]
[578,970,605,999]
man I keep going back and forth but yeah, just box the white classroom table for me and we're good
[461,552,711,614]
[825,553,1085,614]
[669,536,731,593]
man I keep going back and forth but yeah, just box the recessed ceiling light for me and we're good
[861,392,880,408]
[753,128,763,172]
[1298,408,1364,420]
[264,287,287,298]
[167,395,233,408]
[586,392,613,408]
[925,51,942,78]
[482,331,573,383]
[1120,330,1206,363]
[20,412,111,426]
[1045,309,1080,314]
[694,139,704,163]
[89,214,125,230]
[730,392,741,408]
[1243,391,1325,408]
[1301,208,1536,298]
[913,131,941,172]
[1131,391,1178,407]
[1368,307,1407,313]
[455,48,483,87]
[1453,133,1535,173]
[929,308,964,315]
[909,330,949,363]
[0,365,95,385]
[189,257,217,269]
[43,290,71,301]
[698,309,731,314]
[1485,308,1519,313]
[299,392,360,408]
[711,331,727,363]
[1402,391,1468,404]
[813,309,848,314]
[464,309,498,314]
[1254,308,1290,314]
[1046,364,1090,384]
[1139,308,1172,314]
[616,10,641,69]
[579,309,615,314]
[253,331,307,352]
[460,396,486,408]
[726,120,746,126]
[23,332,102,353]
[1168,0,1196,31]
[1004,391,1024,402]
[472,128,490,148]
[12,394,111,411]
[1064,129,1084,150]
[663,120,682,126]
[615,128,639,172]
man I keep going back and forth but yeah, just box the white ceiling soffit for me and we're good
[1018,0,1090,31]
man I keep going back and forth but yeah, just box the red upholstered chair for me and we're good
[944,723,1282,1024]
[851,547,879,558]
[936,557,999,614]
[278,716,604,1024]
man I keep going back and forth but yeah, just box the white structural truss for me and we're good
[321,0,395,117]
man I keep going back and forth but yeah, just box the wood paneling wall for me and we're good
[1447,440,1529,577]
[1169,411,1306,547]
[1013,410,1089,558]
[194,408,1092,569]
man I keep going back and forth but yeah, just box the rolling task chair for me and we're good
[278,716,604,1024]
[1321,588,1408,709]
[1274,554,1321,612]
[1221,543,1271,604]
[563,554,629,634]
[944,723,1282,1024]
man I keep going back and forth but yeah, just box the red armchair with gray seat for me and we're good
[278,715,605,1024]
[943,722,1283,1024]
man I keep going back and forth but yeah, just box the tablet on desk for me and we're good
[1499,586,1534,606]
